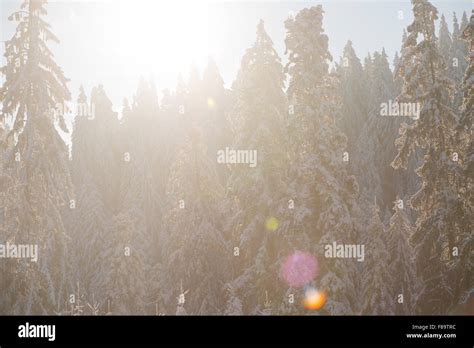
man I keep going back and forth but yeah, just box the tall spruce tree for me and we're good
[387,199,418,314]
[362,201,393,315]
[392,0,462,314]
[89,85,121,214]
[357,49,399,210]
[202,57,231,184]
[69,86,108,303]
[438,15,452,70]
[450,10,473,313]
[451,12,469,108]
[225,20,290,314]
[393,29,423,224]
[337,40,368,151]
[0,122,24,313]
[285,6,359,314]
[0,0,72,314]
[118,78,161,292]
[103,211,147,314]
[162,128,228,314]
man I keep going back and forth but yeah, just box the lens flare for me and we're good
[281,251,318,288]
[207,97,216,109]
[265,217,279,231]
[303,288,326,310]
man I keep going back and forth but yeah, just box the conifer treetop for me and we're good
[0,0,70,137]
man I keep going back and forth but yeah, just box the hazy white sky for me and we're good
[1,0,471,111]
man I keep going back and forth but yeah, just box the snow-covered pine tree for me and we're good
[158,74,195,167]
[450,10,473,313]
[156,80,187,197]
[0,0,72,314]
[69,86,108,303]
[386,199,417,314]
[162,127,228,314]
[458,11,473,185]
[336,40,369,152]
[451,12,470,108]
[438,14,453,73]
[459,11,470,58]
[362,201,393,315]
[71,86,90,185]
[460,11,469,29]
[73,84,146,313]
[119,78,161,238]
[392,0,461,314]
[357,49,399,210]
[224,19,291,314]
[103,211,147,314]
[89,85,121,214]
[285,6,359,315]
[202,57,232,184]
[393,51,402,94]
[363,52,373,86]
[393,29,423,225]
[0,122,24,313]
[394,30,408,96]
[117,78,163,313]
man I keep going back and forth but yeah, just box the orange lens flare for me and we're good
[303,288,326,310]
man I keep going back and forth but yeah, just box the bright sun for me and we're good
[104,0,212,74]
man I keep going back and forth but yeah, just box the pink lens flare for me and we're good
[281,251,318,288]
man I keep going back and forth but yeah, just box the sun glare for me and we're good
[104,0,212,74]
